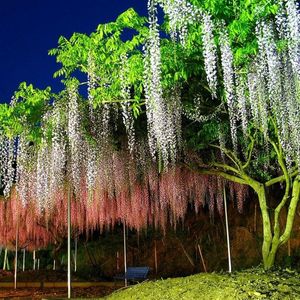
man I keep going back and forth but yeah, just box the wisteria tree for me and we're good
[0,0,299,271]
[177,0,300,269]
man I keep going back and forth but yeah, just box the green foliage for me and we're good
[186,120,220,151]
[105,268,300,300]
[187,0,278,66]
[0,82,52,141]
[49,8,148,108]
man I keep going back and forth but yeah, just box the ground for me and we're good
[1,268,300,299]
[0,270,118,299]
[0,286,115,299]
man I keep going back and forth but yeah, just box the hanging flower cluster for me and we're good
[2,98,18,197]
[219,24,237,151]
[159,0,202,44]
[235,73,248,139]
[285,0,300,78]
[0,149,247,249]
[2,138,16,197]
[201,13,218,98]
[0,189,51,251]
[87,51,116,149]
[120,54,135,154]
[144,0,180,165]
[246,1,300,169]
[86,142,97,196]
[50,104,66,194]
[87,51,97,124]
[87,52,97,105]
[157,1,218,97]
[67,83,83,193]
[36,138,51,210]
[167,86,183,153]
[16,135,33,206]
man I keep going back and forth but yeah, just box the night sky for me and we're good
[0,0,148,104]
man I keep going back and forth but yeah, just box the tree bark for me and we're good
[264,176,300,269]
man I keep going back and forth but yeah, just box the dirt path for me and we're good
[0,286,116,299]
[0,270,119,299]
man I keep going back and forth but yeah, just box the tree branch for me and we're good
[265,137,297,188]
[242,135,255,170]
[266,138,292,253]
[279,176,300,245]
[185,163,247,185]
[270,117,282,155]
[210,162,240,175]
[265,169,298,187]
[209,144,243,170]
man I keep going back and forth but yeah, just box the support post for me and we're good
[22,249,25,272]
[123,221,127,287]
[197,244,207,273]
[3,248,8,270]
[74,236,78,272]
[154,240,158,274]
[67,186,72,299]
[254,203,257,232]
[224,187,232,273]
[116,251,120,271]
[33,250,36,270]
[14,222,19,290]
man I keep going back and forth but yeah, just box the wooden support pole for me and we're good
[14,222,19,290]
[116,251,120,271]
[123,222,127,287]
[67,186,72,299]
[22,249,26,272]
[254,204,257,233]
[224,187,232,273]
[33,250,36,270]
[197,244,207,273]
[3,248,8,270]
[154,240,158,274]
[74,236,78,272]
[179,240,195,267]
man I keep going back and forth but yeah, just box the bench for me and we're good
[114,266,150,284]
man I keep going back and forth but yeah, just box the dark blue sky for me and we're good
[0,0,147,103]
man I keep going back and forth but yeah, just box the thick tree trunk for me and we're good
[255,184,273,269]
[263,243,278,270]
[257,177,300,270]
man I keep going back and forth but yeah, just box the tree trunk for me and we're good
[257,177,300,270]
[254,184,273,269]
[263,243,279,270]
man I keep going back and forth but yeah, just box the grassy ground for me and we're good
[104,268,300,300]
